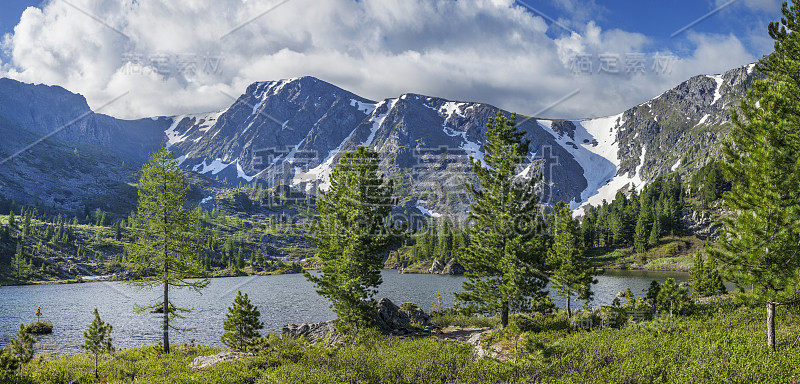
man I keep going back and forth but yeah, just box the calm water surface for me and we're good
[0,269,687,353]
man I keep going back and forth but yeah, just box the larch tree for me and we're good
[305,145,402,332]
[455,111,549,329]
[126,147,208,354]
[547,201,596,318]
[710,0,800,351]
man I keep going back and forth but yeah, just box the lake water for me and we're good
[0,269,687,354]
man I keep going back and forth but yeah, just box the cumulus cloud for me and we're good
[0,0,762,119]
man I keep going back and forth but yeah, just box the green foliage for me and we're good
[581,174,684,249]
[9,324,35,366]
[23,321,52,335]
[689,249,727,298]
[456,111,548,329]
[689,160,731,206]
[547,201,596,318]
[656,278,692,315]
[221,291,263,351]
[305,146,402,332]
[126,147,209,353]
[81,308,114,379]
[711,0,800,350]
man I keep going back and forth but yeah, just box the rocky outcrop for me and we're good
[428,259,445,273]
[443,259,466,275]
[429,258,466,275]
[189,352,254,370]
[375,298,432,333]
[681,208,723,240]
[281,320,337,343]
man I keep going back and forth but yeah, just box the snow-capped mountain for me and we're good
[0,64,756,217]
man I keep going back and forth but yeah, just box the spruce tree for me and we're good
[80,308,113,379]
[710,0,800,351]
[547,201,596,318]
[455,111,548,329]
[126,148,208,353]
[221,291,263,351]
[305,146,402,331]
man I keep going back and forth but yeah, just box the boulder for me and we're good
[281,320,336,343]
[375,298,431,331]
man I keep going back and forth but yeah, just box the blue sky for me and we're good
[0,0,784,119]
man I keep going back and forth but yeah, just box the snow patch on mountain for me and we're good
[708,74,724,104]
[350,99,377,115]
[295,127,360,191]
[165,115,189,148]
[362,99,397,146]
[416,201,442,218]
[538,114,623,215]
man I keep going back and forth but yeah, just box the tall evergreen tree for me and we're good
[455,111,548,329]
[305,146,402,331]
[81,308,114,380]
[221,291,263,351]
[710,0,800,351]
[547,201,596,318]
[126,148,208,353]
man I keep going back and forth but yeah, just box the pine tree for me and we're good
[455,111,548,329]
[305,146,402,331]
[709,0,800,351]
[9,324,34,366]
[80,308,114,380]
[656,278,691,315]
[221,291,263,351]
[644,280,661,313]
[126,148,208,353]
[547,202,596,318]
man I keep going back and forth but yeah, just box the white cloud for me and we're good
[0,0,761,120]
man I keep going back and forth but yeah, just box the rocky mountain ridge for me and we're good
[0,64,756,218]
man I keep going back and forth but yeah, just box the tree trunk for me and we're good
[500,301,509,329]
[163,283,169,353]
[163,172,170,354]
[567,294,572,318]
[767,300,775,351]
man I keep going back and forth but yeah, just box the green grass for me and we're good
[7,296,800,383]
[590,235,704,271]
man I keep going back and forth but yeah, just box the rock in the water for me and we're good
[428,259,445,274]
[442,258,465,275]
[281,320,336,343]
[190,352,254,370]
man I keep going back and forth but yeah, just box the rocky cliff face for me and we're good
[0,63,757,218]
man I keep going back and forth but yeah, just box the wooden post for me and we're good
[767,300,775,351]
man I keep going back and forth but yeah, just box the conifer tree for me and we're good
[305,146,402,331]
[222,291,263,351]
[126,148,208,353]
[547,201,596,318]
[710,0,800,351]
[455,111,548,329]
[81,308,113,379]
[12,243,27,281]
[9,324,34,366]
